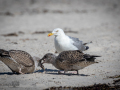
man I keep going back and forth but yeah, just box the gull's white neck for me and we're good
[55,32,66,41]
[55,31,66,37]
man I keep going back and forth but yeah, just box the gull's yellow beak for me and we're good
[48,33,54,37]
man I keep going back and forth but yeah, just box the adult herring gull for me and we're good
[48,28,89,53]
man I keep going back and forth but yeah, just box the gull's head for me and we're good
[48,28,65,37]
[40,53,56,64]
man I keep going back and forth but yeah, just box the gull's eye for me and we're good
[56,30,59,32]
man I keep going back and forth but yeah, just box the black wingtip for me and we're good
[85,46,89,50]
[84,54,101,59]
[91,55,101,57]
[0,49,9,57]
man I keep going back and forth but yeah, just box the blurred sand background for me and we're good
[0,0,120,89]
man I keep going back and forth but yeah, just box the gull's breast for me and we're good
[54,36,77,53]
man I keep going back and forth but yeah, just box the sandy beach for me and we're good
[0,0,120,89]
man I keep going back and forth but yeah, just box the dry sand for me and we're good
[0,0,120,90]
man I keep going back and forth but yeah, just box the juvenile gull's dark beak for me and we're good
[39,58,45,70]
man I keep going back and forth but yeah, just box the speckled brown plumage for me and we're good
[57,50,85,64]
[41,50,100,74]
[9,50,34,67]
[0,49,35,74]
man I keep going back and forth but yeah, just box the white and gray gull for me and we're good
[48,28,89,53]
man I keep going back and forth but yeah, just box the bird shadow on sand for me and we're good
[36,69,89,76]
[0,69,44,75]
[35,68,58,73]
[0,69,89,76]
[0,69,54,75]
[0,72,16,75]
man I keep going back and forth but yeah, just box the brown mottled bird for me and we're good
[0,49,43,74]
[40,50,100,74]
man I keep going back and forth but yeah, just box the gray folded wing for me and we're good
[68,36,86,51]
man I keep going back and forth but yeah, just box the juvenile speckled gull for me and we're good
[0,49,43,74]
[48,28,89,53]
[40,50,100,74]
